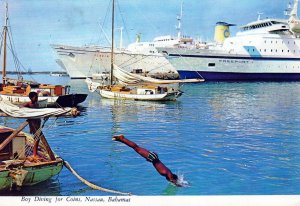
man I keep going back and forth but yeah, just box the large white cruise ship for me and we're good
[158,0,300,81]
[51,5,194,79]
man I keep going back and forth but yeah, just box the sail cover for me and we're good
[113,64,204,84]
[0,99,72,118]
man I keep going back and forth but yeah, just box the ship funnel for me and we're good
[214,22,235,44]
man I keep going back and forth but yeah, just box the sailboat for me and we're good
[85,0,183,101]
[0,3,87,107]
[0,102,75,192]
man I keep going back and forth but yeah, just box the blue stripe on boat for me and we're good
[178,70,300,81]
[169,54,300,61]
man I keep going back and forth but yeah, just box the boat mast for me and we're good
[2,3,8,85]
[110,0,115,85]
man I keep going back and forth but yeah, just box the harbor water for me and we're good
[1,75,300,196]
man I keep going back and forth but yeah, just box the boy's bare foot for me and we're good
[112,134,124,141]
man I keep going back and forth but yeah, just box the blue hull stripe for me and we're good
[169,54,300,61]
[178,70,300,81]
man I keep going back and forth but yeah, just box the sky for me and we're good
[0,0,291,72]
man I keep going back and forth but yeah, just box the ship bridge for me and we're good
[237,19,290,36]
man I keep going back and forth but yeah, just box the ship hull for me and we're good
[178,70,300,81]
[51,45,179,79]
[166,52,300,81]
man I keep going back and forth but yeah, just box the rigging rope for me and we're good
[63,160,132,196]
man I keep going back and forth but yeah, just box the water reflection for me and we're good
[99,98,183,135]
[0,179,62,196]
[207,82,300,136]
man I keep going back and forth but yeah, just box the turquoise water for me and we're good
[2,75,300,196]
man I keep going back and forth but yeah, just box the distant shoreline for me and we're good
[1,71,68,75]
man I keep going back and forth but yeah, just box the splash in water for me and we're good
[174,173,190,187]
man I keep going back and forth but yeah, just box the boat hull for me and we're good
[0,93,87,107]
[99,90,179,101]
[55,94,88,107]
[0,94,58,104]
[22,160,63,186]
[0,159,63,192]
[0,171,11,191]
[178,70,300,81]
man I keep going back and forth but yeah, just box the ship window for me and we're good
[264,49,266,52]
[271,49,273,52]
[208,63,215,67]
[282,50,284,52]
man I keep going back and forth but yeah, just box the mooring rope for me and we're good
[63,160,132,196]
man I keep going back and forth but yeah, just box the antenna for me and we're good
[289,0,299,20]
[285,2,292,16]
[175,1,183,38]
[257,12,263,21]
[284,9,290,16]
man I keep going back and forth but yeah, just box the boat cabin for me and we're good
[137,85,167,95]
[0,128,26,161]
[0,82,68,97]
[31,84,67,96]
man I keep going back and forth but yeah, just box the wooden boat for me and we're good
[85,0,183,101]
[0,3,87,107]
[0,122,63,192]
[0,101,75,192]
[0,83,87,107]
